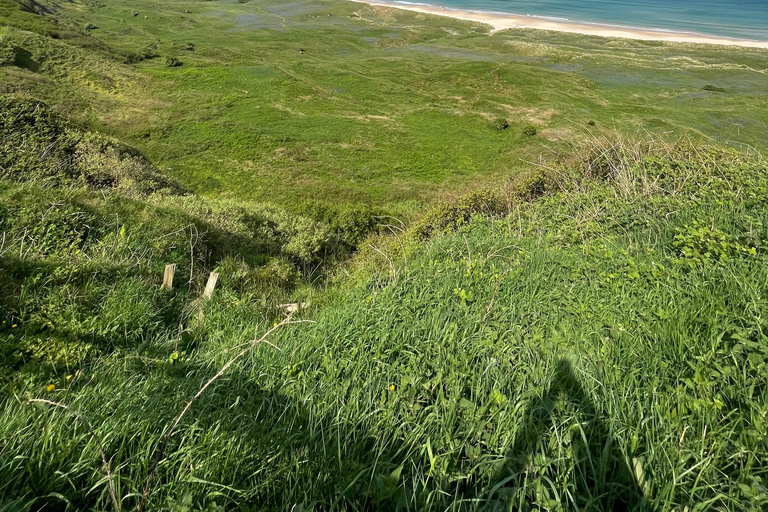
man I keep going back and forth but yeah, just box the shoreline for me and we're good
[351,0,768,49]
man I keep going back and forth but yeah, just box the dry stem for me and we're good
[137,316,313,512]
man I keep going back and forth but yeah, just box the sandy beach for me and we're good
[352,0,768,48]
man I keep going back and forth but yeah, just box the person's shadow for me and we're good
[475,359,649,512]
[16,352,650,511]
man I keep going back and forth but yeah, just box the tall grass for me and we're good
[2,140,767,510]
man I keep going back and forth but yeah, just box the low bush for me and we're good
[491,117,508,130]
[410,189,507,241]
[521,124,537,137]
[297,201,380,251]
[123,44,159,63]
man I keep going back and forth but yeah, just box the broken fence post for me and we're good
[278,302,306,314]
[203,272,219,299]
[162,264,176,290]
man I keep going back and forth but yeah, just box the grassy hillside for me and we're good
[3,136,767,510]
[0,94,375,387]
[2,0,768,510]
[2,0,768,210]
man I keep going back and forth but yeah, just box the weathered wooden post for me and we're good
[203,272,219,299]
[278,302,306,314]
[161,264,176,290]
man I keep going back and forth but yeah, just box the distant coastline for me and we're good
[351,0,768,48]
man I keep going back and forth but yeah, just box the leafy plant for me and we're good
[672,221,757,268]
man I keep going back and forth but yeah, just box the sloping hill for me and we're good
[0,94,371,383]
[2,0,768,510]
[3,137,767,510]
[3,0,768,210]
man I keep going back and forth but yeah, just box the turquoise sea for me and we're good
[391,0,768,41]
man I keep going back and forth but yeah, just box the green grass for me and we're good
[2,138,768,510]
[0,94,375,393]
[2,1,768,510]
[2,0,768,211]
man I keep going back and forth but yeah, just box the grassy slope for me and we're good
[2,0,768,211]
[2,1,768,511]
[3,142,768,511]
[0,94,372,394]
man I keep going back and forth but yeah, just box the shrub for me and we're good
[504,166,560,201]
[521,124,537,137]
[123,44,159,63]
[159,196,338,270]
[73,132,184,194]
[411,190,506,241]
[297,201,380,251]
[492,117,509,130]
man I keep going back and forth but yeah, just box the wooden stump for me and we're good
[203,272,219,299]
[161,264,176,290]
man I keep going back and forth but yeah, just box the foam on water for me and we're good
[401,0,768,41]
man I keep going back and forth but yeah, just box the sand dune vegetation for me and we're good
[2,0,768,510]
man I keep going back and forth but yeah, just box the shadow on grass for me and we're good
[9,353,648,511]
[479,359,647,512]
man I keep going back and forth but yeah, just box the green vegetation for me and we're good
[0,94,375,385]
[2,0,768,510]
[4,131,768,510]
[1,0,767,211]
[0,96,183,194]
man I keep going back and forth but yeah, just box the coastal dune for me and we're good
[353,0,768,48]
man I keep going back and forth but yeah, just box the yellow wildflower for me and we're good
[12,324,17,328]
[66,375,72,381]
[46,384,55,392]
[389,385,395,391]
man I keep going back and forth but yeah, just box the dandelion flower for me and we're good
[66,375,72,381]
[389,385,395,391]
[12,324,17,328]
[46,384,55,392]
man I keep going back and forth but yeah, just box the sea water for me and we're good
[392,0,768,41]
